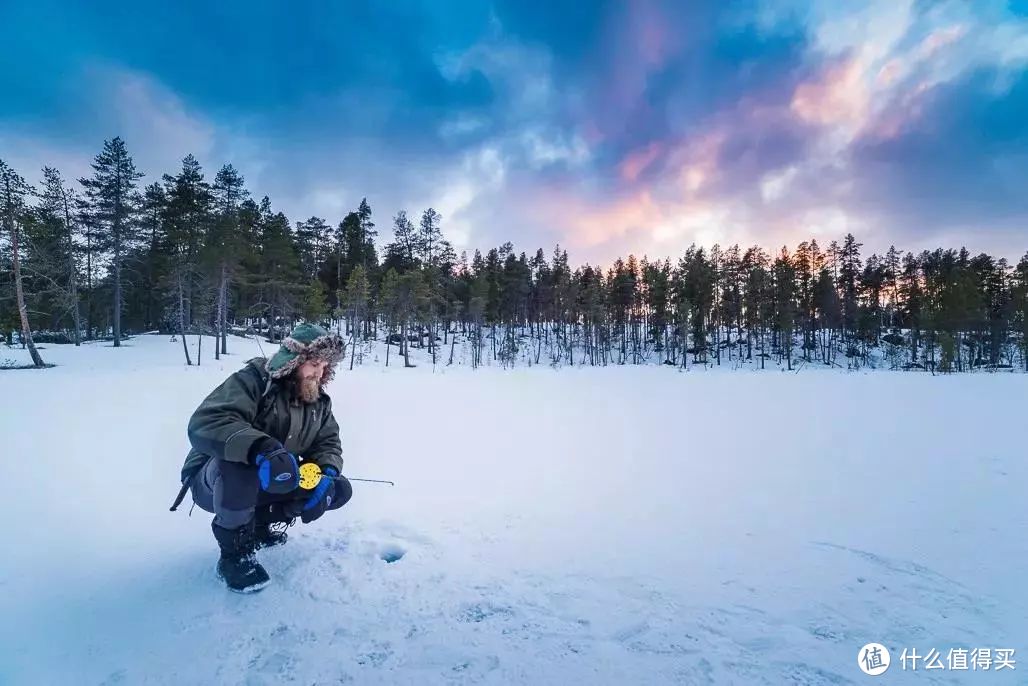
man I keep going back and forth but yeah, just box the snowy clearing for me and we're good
[1,335,1026,685]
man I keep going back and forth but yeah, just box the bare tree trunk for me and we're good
[86,227,93,340]
[112,176,122,347]
[214,296,222,362]
[403,318,414,367]
[11,218,45,367]
[179,272,193,365]
[473,320,482,369]
[219,262,228,356]
[113,236,122,346]
[569,322,575,365]
[349,307,358,371]
[60,191,82,346]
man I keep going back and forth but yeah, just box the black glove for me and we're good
[250,438,299,494]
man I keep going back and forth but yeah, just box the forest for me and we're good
[3,137,1028,373]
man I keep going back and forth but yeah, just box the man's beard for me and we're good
[294,374,321,403]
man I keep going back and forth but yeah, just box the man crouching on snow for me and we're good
[173,323,353,593]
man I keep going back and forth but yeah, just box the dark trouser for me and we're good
[191,457,353,529]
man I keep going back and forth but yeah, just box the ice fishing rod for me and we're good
[298,463,394,487]
[348,477,395,486]
[295,462,394,487]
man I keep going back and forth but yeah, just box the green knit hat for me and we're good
[266,323,345,383]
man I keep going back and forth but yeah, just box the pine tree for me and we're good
[772,247,796,369]
[742,247,770,366]
[680,246,714,364]
[378,268,400,367]
[899,252,923,365]
[210,164,249,355]
[295,216,330,282]
[139,183,168,333]
[721,245,742,361]
[884,245,901,329]
[0,159,45,366]
[813,263,840,366]
[394,269,428,367]
[356,197,377,270]
[162,155,212,362]
[259,208,303,341]
[838,233,862,353]
[1012,253,1028,371]
[79,137,143,346]
[300,279,328,323]
[36,167,83,344]
[385,210,418,272]
[418,208,443,267]
[643,258,670,355]
[344,264,370,369]
[468,272,489,369]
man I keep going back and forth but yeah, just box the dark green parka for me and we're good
[180,357,343,482]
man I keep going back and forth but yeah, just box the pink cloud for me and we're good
[570,190,662,248]
[791,56,869,130]
[619,141,664,182]
[863,80,935,142]
[528,186,663,257]
[670,127,726,195]
[876,58,904,87]
[918,25,967,59]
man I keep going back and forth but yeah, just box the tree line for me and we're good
[3,138,1028,372]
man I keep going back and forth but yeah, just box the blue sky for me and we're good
[2,0,1027,263]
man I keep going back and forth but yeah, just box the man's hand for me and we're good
[252,439,299,494]
[300,467,337,523]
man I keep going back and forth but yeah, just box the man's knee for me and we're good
[189,458,216,514]
[214,458,261,529]
[327,476,353,511]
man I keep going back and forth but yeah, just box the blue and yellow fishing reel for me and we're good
[298,462,324,490]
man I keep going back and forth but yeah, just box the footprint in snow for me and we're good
[458,602,515,623]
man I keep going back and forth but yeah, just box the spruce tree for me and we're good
[344,264,370,369]
[79,137,143,346]
[36,167,83,344]
[0,160,45,366]
[209,165,249,354]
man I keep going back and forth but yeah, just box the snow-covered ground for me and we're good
[1,335,1025,685]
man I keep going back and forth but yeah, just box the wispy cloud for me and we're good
[1,0,1027,262]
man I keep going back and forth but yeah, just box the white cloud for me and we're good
[519,128,590,168]
[439,114,490,140]
[0,64,264,190]
[761,166,799,203]
[99,67,216,173]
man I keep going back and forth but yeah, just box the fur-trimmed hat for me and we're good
[266,323,345,384]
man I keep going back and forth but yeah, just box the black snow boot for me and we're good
[212,521,270,593]
[254,504,294,549]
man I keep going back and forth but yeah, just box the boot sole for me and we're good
[227,578,270,593]
[217,565,272,593]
